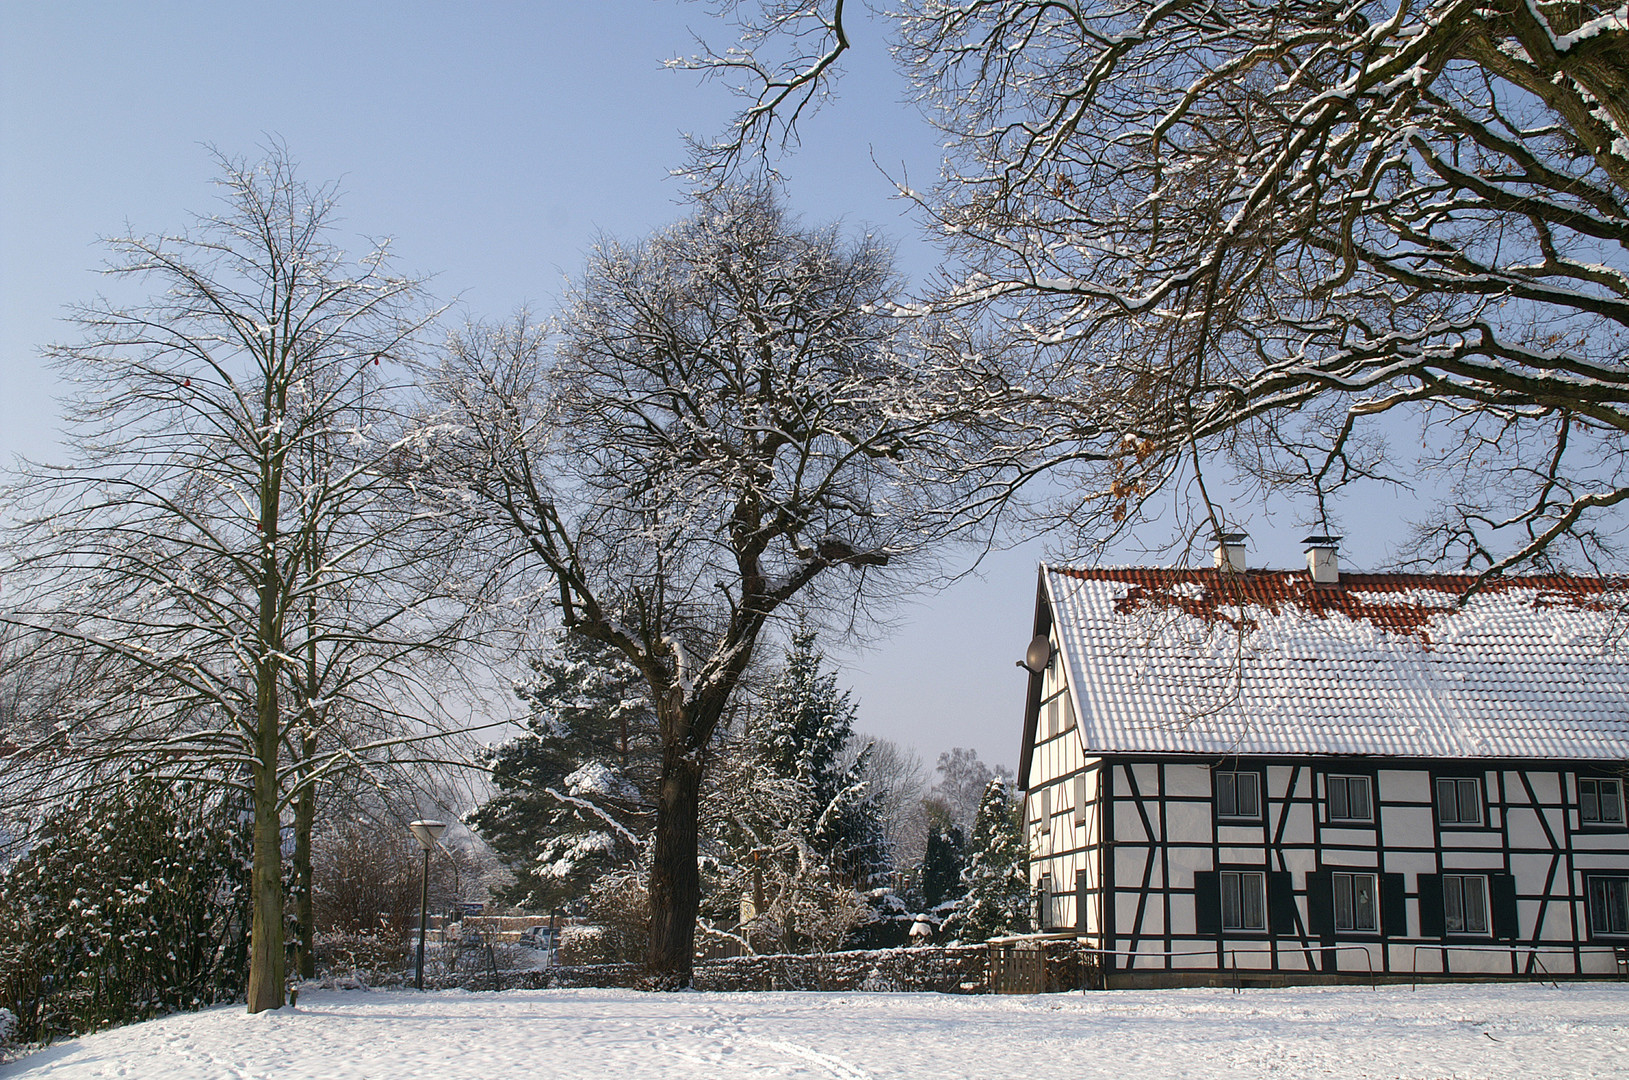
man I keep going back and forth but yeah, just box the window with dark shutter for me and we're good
[1221,871,1267,931]
[1333,872,1379,932]
[1443,874,1490,935]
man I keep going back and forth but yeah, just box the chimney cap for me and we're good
[1214,531,1249,544]
[1301,533,1343,548]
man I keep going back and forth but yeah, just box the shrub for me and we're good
[0,780,249,1044]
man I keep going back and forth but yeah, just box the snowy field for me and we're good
[4,983,1627,1079]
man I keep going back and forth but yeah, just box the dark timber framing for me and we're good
[1018,565,1629,988]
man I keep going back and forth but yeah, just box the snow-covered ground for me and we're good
[4,983,1626,1079]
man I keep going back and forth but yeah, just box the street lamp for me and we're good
[408,819,447,990]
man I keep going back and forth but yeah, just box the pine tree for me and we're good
[701,630,890,953]
[919,815,967,912]
[467,630,659,912]
[944,778,1030,942]
[757,629,887,885]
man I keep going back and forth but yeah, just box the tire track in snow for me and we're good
[691,999,872,1079]
[745,1038,872,1080]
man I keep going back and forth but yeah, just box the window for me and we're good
[1443,874,1490,935]
[1216,771,1262,819]
[1037,787,1051,834]
[1436,778,1483,826]
[1220,871,1267,931]
[1333,872,1379,932]
[1588,878,1629,936]
[1073,774,1088,828]
[1580,778,1624,825]
[1328,775,1373,823]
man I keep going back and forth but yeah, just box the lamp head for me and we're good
[408,819,448,850]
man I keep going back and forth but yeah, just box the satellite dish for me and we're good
[1022,635,1052,674]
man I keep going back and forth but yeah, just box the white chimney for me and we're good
[1303,534,1342,584]
[1213,531,1248,573]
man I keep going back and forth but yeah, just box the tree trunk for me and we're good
[244,732,285,1012]
[291,764,316,980]
[646,741,704,987]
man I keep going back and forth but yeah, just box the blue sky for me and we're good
[0,2,1420,773]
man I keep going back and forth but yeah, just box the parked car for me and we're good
[519,926,556,950]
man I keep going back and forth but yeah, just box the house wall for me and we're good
[1025,629,1103,941]
[1028,750,1629,981]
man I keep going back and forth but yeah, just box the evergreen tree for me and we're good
[700,631,890,953]
[919,813,967,912]
[944,778,1030,942]
[757,630,887,885]
[467,630,659,911]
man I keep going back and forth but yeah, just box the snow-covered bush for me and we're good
[565,870,650,964]
[0,780,249,1043]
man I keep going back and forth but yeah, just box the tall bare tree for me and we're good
[428,183,982,982]
[688,0,1629,575]
[0,148,472,1012]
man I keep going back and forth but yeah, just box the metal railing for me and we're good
[1071,943,1378,991]
[1406,943,1625,989]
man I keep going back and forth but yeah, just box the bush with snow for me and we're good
[0,780,249,1044]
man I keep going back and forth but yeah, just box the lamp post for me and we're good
[408,819,447,990]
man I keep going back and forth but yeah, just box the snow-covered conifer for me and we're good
[468,630,658,912]
[944,777,1029,943]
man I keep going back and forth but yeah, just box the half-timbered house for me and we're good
[1019,538,1629,986]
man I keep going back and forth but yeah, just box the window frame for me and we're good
[1220,870,1268,932]
[1435,777,1484,827]
[1442,873,1491,936]
[1332,871,1380,933]
[1327,774,1374,824]
[1587,876,1629,938]
[1215,769,1263,821]
[1579,777,1625,827]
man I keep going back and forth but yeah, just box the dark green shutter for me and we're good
[1490,873,1520,941]
[1381,874,1408,937]
[1268,872,1297,936]
[1417,874,1445,938]
[1305,870,1333,938]
[1194,871,1220,936]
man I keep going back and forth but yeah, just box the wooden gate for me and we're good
[989,942,1046,994]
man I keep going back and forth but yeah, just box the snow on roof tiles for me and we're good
[1044,565,1629,761]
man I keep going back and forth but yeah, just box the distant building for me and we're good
[1019,537,1629,986]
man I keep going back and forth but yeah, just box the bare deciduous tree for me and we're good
[427,183,981,983]
[687,0,1629,576]
[0,148,474,1012]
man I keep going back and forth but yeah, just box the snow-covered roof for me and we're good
[1029,565,1629,771]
